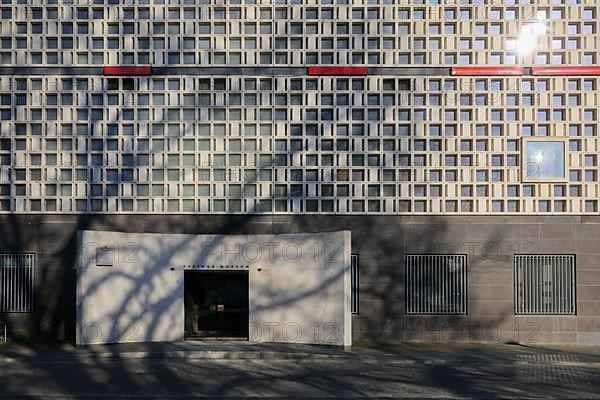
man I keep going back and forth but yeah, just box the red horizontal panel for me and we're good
[103,66,152,76]
[308,66,368,75]
[452,66,525,76]
[532,66,600,76]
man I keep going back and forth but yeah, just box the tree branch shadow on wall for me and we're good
[0,17,535,397]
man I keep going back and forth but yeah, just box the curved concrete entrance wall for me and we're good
[76,230,351,346]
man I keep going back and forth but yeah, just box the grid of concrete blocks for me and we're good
[0,1,596,67]
[0,1,598,214]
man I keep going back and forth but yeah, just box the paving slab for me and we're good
[352,342,600,365]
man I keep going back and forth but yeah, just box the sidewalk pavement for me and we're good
[1,340,600,365]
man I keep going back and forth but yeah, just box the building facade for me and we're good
[1,0,600,345]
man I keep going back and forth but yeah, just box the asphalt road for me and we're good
[1,353,599,398]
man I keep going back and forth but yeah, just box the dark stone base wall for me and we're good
[1,214,599,345]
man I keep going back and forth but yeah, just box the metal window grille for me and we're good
[0,253,35,313]
[514,255,575,315]
[351,254,359,314]
[405,254,467,315]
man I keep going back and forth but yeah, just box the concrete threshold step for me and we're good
[0,342,355,361]
[86,350,351,360]
[0,351,351,362]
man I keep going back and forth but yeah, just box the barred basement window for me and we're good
[351,254,359,314]
[514,255,575,315]
[0,253,35,312]
[405,255,467,315]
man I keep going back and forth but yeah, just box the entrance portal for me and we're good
[184,271,249,340]
[77,230,351,346]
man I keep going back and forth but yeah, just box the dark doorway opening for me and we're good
[184,271,249,340]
